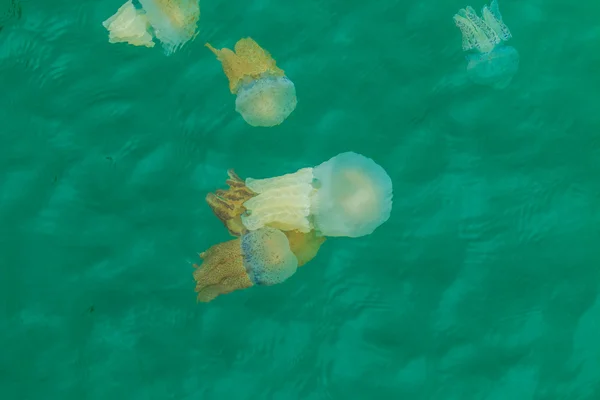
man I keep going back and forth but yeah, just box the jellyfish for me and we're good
[241,168,315,233]
[310,152,393,238]
[138,0,200,55]
[193,227,301,302]
[453,0,519,89]
[103,0,199,55]
[206,38,297,127]
[205,169,256,236]
[102,0,155,48]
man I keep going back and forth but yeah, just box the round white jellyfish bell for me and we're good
[235,75,297,128]
[310,152,393,238]
[241,227,298,286]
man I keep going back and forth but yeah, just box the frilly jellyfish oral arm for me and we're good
[193,239,254,303]
[482,0,512,41]
[102,0,155,48]
[206,38,286,94]
[464,6,500,47]
[241,168,315,233]
[205,169,256,237]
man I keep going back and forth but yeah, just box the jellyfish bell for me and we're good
[138,0,200,55]
[310,152,393,238]
[235,75,297,127]
[466,45,519,89]
[241,227,298,286]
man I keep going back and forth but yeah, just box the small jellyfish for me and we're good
[138,0,200,55]
[241,168,315,233]
[206,38,297,127]
[241,227,298,286]
[102,0,155,48]
[453,0,518,89]
[205,169,256,236]
[310,152,393,238]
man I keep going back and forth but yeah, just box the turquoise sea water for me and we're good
[1,0,600,398]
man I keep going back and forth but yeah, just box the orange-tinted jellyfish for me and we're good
[206,38,297,127]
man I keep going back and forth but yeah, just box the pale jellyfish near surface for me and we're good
[454,0,519,89]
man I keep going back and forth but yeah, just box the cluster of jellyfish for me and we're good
[453,0,519,89]
[193,152,393,302]
[103,0,297,127]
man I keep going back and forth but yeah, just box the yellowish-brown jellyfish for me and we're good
[193,227,303,302]
[453,0,519,89]
[205,170,256,236]
[310,152,393,238]
[102,0,155,48]
[206,38,297,127]
[241,168,315,233]
[103,0,200,55]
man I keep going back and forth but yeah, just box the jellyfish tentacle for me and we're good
[482,1,511,41]
[453,13,479,51]
[464,6,499,52]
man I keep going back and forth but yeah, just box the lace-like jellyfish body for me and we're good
[241,227,298,286]
[482,0,511,41]
[138,0,199,55]
[466,45,519,89]
[235,75,297,127]
[311,152,393,238]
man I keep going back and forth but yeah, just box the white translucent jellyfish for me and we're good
[206,38,297,127]
[241,227,298,286]
[138,0,200,55]
[310,152,393,238]
[102,0,155,48]
[453,0,519,89]
[241,168,315,233]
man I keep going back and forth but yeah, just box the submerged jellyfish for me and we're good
[206,38,297,127]
[310,152,393,238]
[241,168,315,233]
[453,0,519,89]
[241,227,298,286]
[103,0,199,55]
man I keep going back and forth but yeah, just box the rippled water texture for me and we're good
[1,0,600,398]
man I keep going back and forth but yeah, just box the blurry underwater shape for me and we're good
[103,0,200,55]
[206,38,297,127]
[193,227,302,302]
[453,0,519,89]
